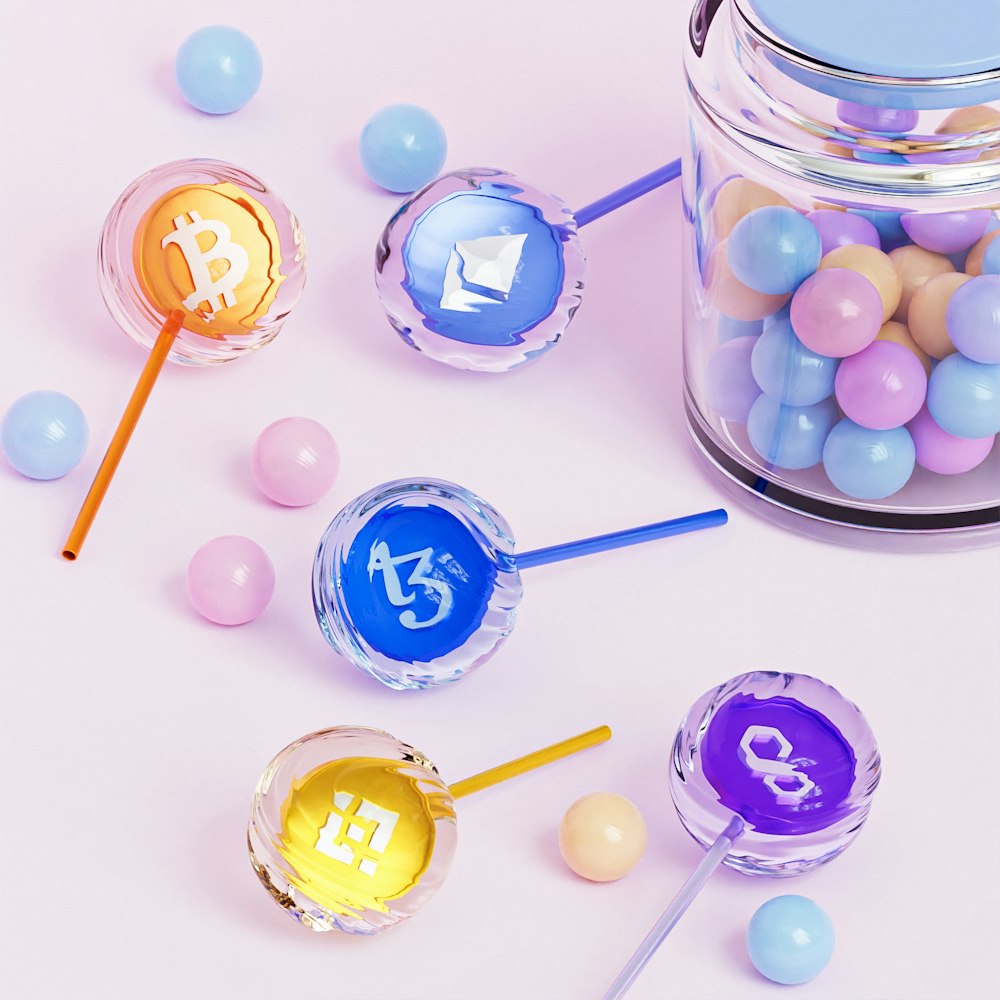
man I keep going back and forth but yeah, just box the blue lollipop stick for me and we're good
[603,817,745,1000]
[517,506,727,569]
[575,158,683,228]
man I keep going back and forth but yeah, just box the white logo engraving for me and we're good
[314,792,400,877]
[738,725,816,803]
[439,233,528,312]
[161,210,250,319]
[368,541,453,630]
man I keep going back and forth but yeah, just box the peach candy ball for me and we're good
[559,793,648,882]
[711,178,792,240]
[908,272,972,359]
[889,245,955,322]
[819,244,901,322]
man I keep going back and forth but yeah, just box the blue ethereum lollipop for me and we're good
[313,478,726,690]
[375,161,681,372]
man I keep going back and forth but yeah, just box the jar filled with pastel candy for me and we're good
[684,0,1000,531]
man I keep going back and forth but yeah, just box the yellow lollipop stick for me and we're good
[451,725,612,800]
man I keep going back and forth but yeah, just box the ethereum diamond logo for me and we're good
[439,233,528,312]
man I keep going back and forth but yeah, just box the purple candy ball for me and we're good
[806,210,881,258]
[908,404,996,475]
[901,211,991,255]
[946,274,1000,364]
[835,341,927,430]
[835,100,918,134]
[790,268,883,358]
[706,336,761,422]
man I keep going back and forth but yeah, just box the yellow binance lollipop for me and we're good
[249,724,610,934]
[63,159,306,559]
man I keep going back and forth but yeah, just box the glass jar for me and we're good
[683,0,1000,532]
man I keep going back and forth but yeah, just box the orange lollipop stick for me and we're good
[62,309,184,560]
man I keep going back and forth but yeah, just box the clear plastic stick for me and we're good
[575,159,682,228]
[516,508,727,571]
[602,815,745,1000]
[451,725,611,800]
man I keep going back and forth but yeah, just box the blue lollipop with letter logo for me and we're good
[313,478,728,690]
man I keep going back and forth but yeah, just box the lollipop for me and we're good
[62,159,306,559]
[248,722,610,933]
[602,671,879,999]
[375,159,681,372]
[313,478,727,690]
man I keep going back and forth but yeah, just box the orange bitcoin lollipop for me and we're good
[63,159,306,559]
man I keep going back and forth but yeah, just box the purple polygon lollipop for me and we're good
[602,671,879,1000]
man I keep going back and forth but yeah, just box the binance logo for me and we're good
[314,792,400,877]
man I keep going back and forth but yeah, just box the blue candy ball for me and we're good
[717,314,764,343]
[728,206,822,295]
[983,238,1000,276]
[927,353,1000,438]
[2,390,88,480]
[360,104,447,194]
[823,419,916,499]
[946,275,1000,364]
[751,317,839,406]
[175,26,262,115]
[850,209,909,249]
[747,395,839,470]
[747,895,835,986]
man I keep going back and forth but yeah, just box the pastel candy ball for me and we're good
[752,317,839,405]
[747,395,839,469]
[901,211,991,255]
[717,314,764,343]
[727,207,822,295]
[908,272,971,359]
[946,275,1000,364]
[790,268,883,358]
[175,26,262,114]
[888,245,956,322]
[983,238,1000,276]
[747,895,835,986]
[1,390,88,480]
[967,229,1000,276]
[252,417,340,507]
[558,793,647,882]
[908,405,995,475]
[706,336,760,421]
[806,209,881,257]
[876,320,932,376]
[823,420,916,499]
[819,245,901,323]
[849,209,908,250]
[835,341,927,430]
[710,178,791,240]
[707,242,790,321]
[360,104,447,194]
[836,101,918,134]
[187,536,275,625]
[927,354,1000,439]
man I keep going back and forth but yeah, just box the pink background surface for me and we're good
[1,2,998,997]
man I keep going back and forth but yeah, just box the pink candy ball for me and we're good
[907,405,996,475]
[187,536,275,625]
[835,341,927,430]
[790,268,883,358]
[252,417,340,507]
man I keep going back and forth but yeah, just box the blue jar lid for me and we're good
[746,0,1000,79]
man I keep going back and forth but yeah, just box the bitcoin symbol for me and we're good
[161,210,250,319]
[738,725,816,803]
[368,541,453,630]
